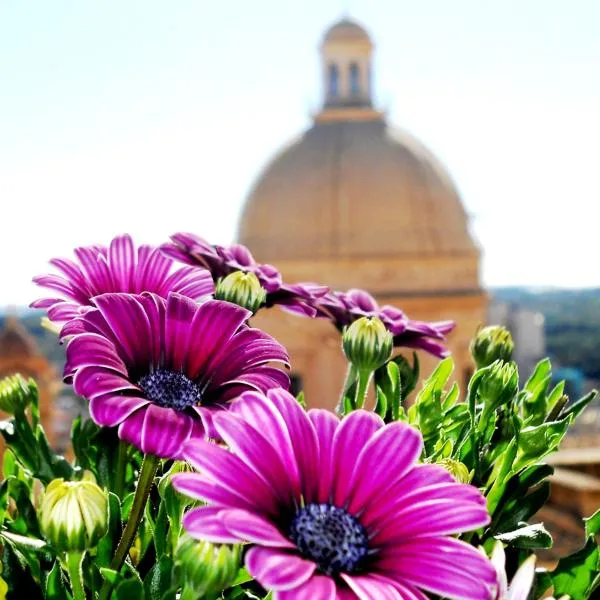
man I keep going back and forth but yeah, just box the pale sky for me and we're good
[1,1,599,306]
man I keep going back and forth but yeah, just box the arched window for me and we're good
[328,64,339,97]
[349,62,360,95]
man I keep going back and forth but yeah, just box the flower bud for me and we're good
[471,325,514,369]
[174,535,240,598]
[0,374,37,415]
[343,317,393,372]
[39,473,108,553]
[215,271,266,313]
[478,360,519,414]
[438,459,471,484]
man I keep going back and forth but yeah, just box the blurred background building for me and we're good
[240,18,486,407]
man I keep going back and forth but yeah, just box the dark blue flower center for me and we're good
[288,503,369,576]
[138,369,202,411]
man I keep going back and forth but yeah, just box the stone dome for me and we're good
[323,18,372,46]
[238,117,477,262]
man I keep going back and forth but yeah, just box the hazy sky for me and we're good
[1,1,599,306]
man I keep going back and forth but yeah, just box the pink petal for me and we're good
[229,392,300,496]
[341,574,403,600]
[164,293,197,372]
[275,575,337,600]
[171,473,264,513]
[360,464,455,528]
[108,234,135,291]
[308,409,340,504]
[371,500,491,545]
[213,411,298,506]
[182,437,280,516]
[184,299,251,377]
[222,508,295,548]
[182,506,242,544]
[89,394,148,427]
[73,366,140,400]
[266,388,320,502]
[140,404,194,459]
[347,421,422,515]
[65,333,127,377]
[331,411,384,507]
[245,546,316,591]
[93,293,152,368]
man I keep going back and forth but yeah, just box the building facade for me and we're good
[238,18,487,410]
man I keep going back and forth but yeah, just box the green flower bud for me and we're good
[174,535,241,598]
[343,317,393,372]
[0,374,37,415]
[215,271,266,313]
[478,360,519,413]
[438,458,471,484]
[39,473,108,553]
[470,325,514,368]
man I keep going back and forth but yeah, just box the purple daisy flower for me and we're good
[63,292,290,458]
[316,288,455,358]
[31,234,214,325]
[160,232,328,316]
[173,389,496,599]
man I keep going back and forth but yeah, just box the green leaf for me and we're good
[96,492,122,568]
[552,536,599,600]
[230,567,253,587]
[45,560,70,600]
[144,556,174,600]
[100,567,122,585]
[115,578,145,600]
[561,390,598,422]
[512,417,571,473]
[584,508,600,538]
[494,523,552,549]
[494,481,551,535]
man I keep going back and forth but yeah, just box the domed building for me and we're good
[238,18,486,408]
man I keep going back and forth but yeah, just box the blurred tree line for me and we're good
[493,288,600,380]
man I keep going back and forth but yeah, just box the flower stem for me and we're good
[99,453,160,600]
[354,369,373,410]
[114,439,128,497]
[66,551,86,600]
[337,364,358,416]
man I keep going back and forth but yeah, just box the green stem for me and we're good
[113,440,128,497]
[66,551,86,600]
[354,369,373,410]
[336,364,358,416]
[99,453,160,600]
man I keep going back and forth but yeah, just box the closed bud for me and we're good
[0,374,37,415]
[471,325,514,369]
[174,535,240,598]
[215,271,266,313]
[438,459,471,484]
[343,317,393,372]
[39,473,108,553]
[479,360,519,414]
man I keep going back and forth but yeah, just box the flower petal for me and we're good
[182,506,242,544]
[266,388,320,502]
[246,546,316,592]
[275,575,337,600]
[308,409,339,504]
[118,404,194,459]
[331,410,384,506]
[184,299,250,377]
[213,411,298,506]
[89,394,148,427]
[73,366,140,400]
[347,420,422,515]
[64,333,127,377]
[341,574,404,600]
[182,437,280,516]
[222,508,295,548]
[371,499,490,545]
